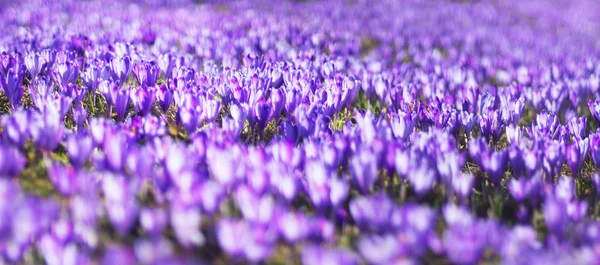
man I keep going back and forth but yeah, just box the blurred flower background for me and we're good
[0,0,598,264]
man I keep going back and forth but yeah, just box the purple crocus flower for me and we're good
[133,61,160,87]
[501,225,542,262]
[481,150,508,185]
[3,110,31,148]
[39,233,90,265]
[590,132,600,168]
[25,52,43,80]
[357,234,413,265]
[566,116,586,139]
[234,186,275,224]
[443,220,489,265]
[29,105,64,151]
[140,208,168,237]
[158,53,176,80]
[217,218,249,258]
[39,49,57,75]
[506,124,523,145]
[349,194,395,233]
[66,132,94,169]
[133,237,174,265]
[102,173,138,236]
[113,87,131,121]
[593,173,600,196]
[0,68,24,109]
[132,86,156,116]
[407,155,437,196]
[101,245,136,265]
[47,163,79,196]
[350,150,378,194]
[543,196,569,236]
[566,140,587,177]
[390,110,417,141]
[110,56,133,85]
[170,205,205,247]
[101,129,128,172]
[452,172,474,200]
[54,60,80,88]
[588,99,600,122]
[82,59,105,93]
[70,194,101,248]
[301,245,359,265]
[541,140,565,181]
[269,88,285,120]
[196,181,225,214]
[156,84,173,113]
[253,100,271,133]
[61,84,87,106]
[459,111,477,134]
[0,143,25,177]
[276,211,310,243]
[468,137,488,165]
[178,106,201,134]
[202,99,221,124]
[72,104,88,129]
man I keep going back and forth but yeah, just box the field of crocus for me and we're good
[1,0,600,264]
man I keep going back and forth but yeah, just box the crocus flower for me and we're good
[53,60,80,88]
[47,163,79,196]
[102,173,138,236]
[178,106,201,134]
[234,186,275,224]
[38,233,89,265]
[349,194,395,233]
[0,68,24,109]
[72,104,88,129]
[61,84,87,106]
[82,59,104,93]
[443,220,489,265]
[301,245,358,265]
[3,110,31,148]
[156,84,173,113]
[158,53,176,80]
[350,150,378,194]
[140,208,168,237]
[202,99,221,124]
[102,129,128,172]
[269,88,285,120]
[253,100,271,133]
[101,245,136,265]
[541,140,565,181]
[29,105,64,151]
[276,211,309,243]
[133,61,160,87]
[25,52,43,80]
[132,86,156,116]
[452,172,474,200]
[506,124,523,145]
[481,150,508,185]
[110,56,133,85]
[0,143,25,177]
[66,132,94,169]
[589,99,600,122]
[217,218,250,258]
[407,155,437,196]
[113,87,131,121]
[357,234,414,265]
[170,205,204,247]
[133,237,174,265]
[543,196,568,236]
[590,132,600,167]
